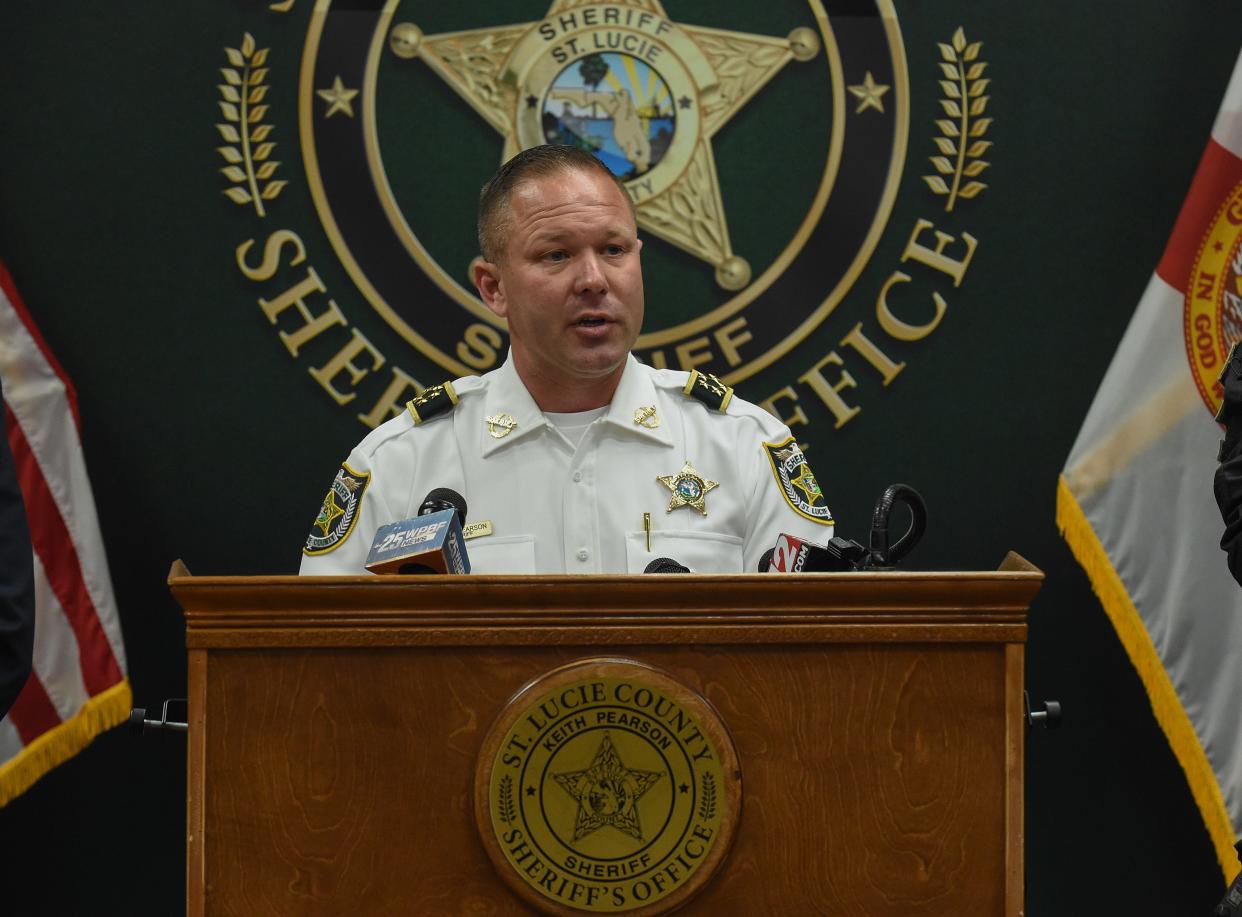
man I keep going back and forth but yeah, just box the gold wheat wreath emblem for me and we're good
[923,27,991,212]
[476,658,740,914]
[216,33,286,216]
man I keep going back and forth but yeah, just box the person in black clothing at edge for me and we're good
[1214,342,1242,915]
[0,383,35,720]
[1216,342,1242,584]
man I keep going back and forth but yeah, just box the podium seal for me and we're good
[475,658,741,915]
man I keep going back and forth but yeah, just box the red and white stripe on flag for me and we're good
[0,261,129,806]
[1060,48,1242,882]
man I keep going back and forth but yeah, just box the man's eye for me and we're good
[545,251,567,262]
[605,245,624,256]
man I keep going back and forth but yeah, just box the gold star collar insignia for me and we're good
[658,462,718,515]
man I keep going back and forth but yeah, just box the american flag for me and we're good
[0,261,129,805]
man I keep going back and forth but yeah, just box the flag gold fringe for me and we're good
[0,678,132,807]
[1057,475,1235,882]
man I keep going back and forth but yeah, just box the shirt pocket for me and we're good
[624,530,744,574]
[465,534,537,574]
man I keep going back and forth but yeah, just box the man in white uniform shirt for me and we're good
[300,146,833,575]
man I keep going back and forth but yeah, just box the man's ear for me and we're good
[472,256,507,317]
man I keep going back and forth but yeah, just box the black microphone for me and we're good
[767,484,928,574]
[644,557,690,573]
[365,487,471,575]
[767,533,865,573]
[420,487,467,528]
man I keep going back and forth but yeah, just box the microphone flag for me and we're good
[365,509,470,575]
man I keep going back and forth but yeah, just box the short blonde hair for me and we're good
[476,145,635,262]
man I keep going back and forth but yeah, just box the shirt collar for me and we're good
[479,353,673,457]
[599,355,674,447]
[479,354,550,457]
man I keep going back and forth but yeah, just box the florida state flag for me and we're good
[1060,47,1242,882]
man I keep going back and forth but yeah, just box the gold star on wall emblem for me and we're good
[658,462,718,515]
[847,71,890,114]
[317,76,359,118]
[388,1,821,290]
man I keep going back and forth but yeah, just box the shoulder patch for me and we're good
[303,463,370,556]
[407,381,459,424]
[763,437,834,525]
[683,369,733,412]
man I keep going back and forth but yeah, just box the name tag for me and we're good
[463,520,494,540]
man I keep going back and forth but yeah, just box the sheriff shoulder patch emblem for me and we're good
[303,462,370,555]
[764,437,833,525]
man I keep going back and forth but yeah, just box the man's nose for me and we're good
[574,252,608,294]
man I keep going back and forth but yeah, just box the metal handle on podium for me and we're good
[1023,691,1062,731]
[128,698,188,735]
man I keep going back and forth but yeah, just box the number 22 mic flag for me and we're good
[0,261,130,805]
[1059,47,1242,882]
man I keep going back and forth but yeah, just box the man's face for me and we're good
[474,167,644,408]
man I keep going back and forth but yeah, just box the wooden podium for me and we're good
[171,555,1040,916]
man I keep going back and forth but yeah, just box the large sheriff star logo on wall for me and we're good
[285,1,906,384]
[388,0,820,290]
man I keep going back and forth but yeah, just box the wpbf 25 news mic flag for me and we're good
[1059,46,1242,882]
[0,262,130,805]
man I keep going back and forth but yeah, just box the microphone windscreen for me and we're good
[396,563,438,575]
[643,557,690,574]
[757,548,775,572]
[421,487,467,527]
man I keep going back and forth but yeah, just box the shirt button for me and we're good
[572,471,583,483]
[576,549,589,561]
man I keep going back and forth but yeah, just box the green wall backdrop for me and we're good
[0,2,1237,913]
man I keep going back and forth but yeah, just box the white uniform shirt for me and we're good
[299,354,834,574]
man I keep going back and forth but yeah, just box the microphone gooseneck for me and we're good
[868,484,927,567]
